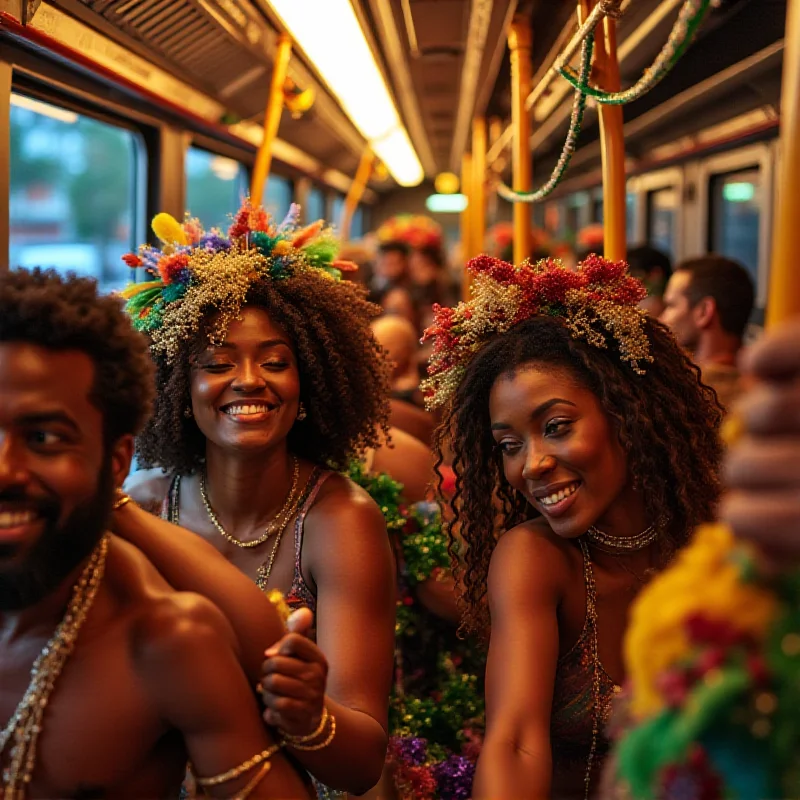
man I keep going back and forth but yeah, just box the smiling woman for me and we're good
[117,202,396,798]
[426,255,724,799]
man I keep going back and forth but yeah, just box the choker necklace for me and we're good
[1,535,109,794]
[586,520,661,552]
[200,457,301,549]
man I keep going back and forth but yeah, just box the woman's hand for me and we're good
[260,608,329,737]
[721,319,800,561]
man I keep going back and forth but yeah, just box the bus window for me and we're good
[185,147,247,231]
[9,94,142,295]
[262,175,293,219]
[710,169,761,282]
[626,192,638,244]
[351,206,365,238]
[647,187,678,259]
[306,186,326,222]
[331,195,345,228]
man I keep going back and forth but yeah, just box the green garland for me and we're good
[559,0,715,105]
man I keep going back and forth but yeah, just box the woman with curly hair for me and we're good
[423,254,723,799]
[115,202,396,798]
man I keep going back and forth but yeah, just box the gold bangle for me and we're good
[231,762,272,800]
[284,713,336,752]
[113,490,132,511]
[281,705,328,745]
[195,744,281,788]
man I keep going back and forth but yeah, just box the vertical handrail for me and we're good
[251,34,292,205]
[461,152,473,299]
[581,0,626,260]
[509,16,533,264]
[340,147,375,240]
[471,117,487,261]
[767,0,800,325]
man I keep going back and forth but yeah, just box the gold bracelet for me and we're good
[285,713,336,752]
[231,762,272,800]
[113,490,132,511]
[281,705,328,745]
[195,744,281,788]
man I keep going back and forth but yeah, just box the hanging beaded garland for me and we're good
[495,32,594,204]
[559,0,718,106]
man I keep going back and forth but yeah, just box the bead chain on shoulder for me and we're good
[1,536,109,795]
[201,457,300,548]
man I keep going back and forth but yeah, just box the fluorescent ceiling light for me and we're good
[11,94,78,124]
[266,0,424,187]
[426,193,468,213]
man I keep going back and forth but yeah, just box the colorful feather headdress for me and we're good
[120,200,356,363]
[421,254,652,409]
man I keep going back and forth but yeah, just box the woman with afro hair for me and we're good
[115,203,396,798]
[423,254,724,799]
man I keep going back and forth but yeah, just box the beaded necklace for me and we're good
[1,535,109,797]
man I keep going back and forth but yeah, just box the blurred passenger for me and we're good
[378,284,419,331]
[337,241,374,289]
[627,244,673,317]
[371,314,425,409]
[373,240,410,295]
[0,268,309,799]
[661,255,755,410]
[409,244,451,332]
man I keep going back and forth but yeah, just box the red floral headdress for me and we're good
[421,254,651,409]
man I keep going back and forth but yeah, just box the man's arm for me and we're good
[134,593,310,799]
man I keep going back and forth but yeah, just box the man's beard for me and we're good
[0,456,115,611]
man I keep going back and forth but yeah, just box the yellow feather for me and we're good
[152,213,188,246]
[120,280,163,299]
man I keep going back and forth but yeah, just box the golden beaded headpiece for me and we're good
[422,254,653,409]
[120,199,356,363]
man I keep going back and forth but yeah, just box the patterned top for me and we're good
[550,540,620,790]
[163,468,342,800]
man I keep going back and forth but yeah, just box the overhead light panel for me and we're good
[266,0,424,187]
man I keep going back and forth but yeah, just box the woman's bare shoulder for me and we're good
[124,468,173,513]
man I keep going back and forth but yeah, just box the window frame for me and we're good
[697,143,774,306]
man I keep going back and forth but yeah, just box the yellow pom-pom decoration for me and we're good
[272,240,292,256]
[624,523,777,719]
[152,212,188,246]
[267,590,292,625]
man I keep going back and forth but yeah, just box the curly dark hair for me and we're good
[435,315,724,635]
[135,272,392,474]
[0,268,155,442]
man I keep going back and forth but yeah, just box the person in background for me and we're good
[0,268,309,799]
[721,317,800,561]
[372,241,410,296]
[626,245,673,317]
[371,314,425,409]
[660,254,755,410]
[409,244,451,333]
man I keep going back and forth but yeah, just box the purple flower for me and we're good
[391,736,428,766]
[433,755,476,800]
[200,233,231,252]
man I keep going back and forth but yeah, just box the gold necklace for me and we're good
[1,535,109,796]
[200,457,300,549]
[255,470,316,592]
[586,519,661,551]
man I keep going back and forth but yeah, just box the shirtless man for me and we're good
[0,268,309,798]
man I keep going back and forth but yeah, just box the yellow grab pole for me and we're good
[509,16,533,264]
[581,0,626,261]
[461,152,473,298]
[251,34,292,204]
[340,148,375,240]
[767,0,800,325]
[471,117,487,259]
